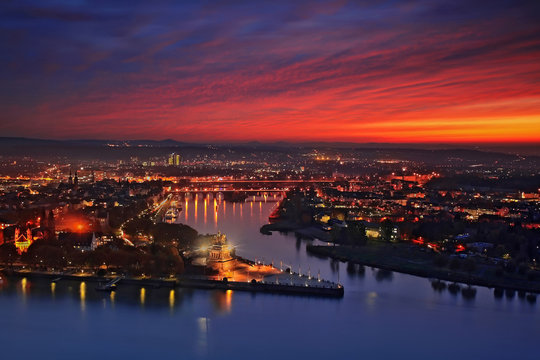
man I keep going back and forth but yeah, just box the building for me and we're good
[364,221,381,238]
[168,153,181,166]
[95,211,110,232]
[0,217,16,246]
[59,232,99,251]
[14,228,33,254]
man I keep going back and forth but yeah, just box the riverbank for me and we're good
[178,276,343,297]
[260,221,331,241]
[260,221,301,234]
[1,268,344,298]
[1,268,177,288]
[306,243,540,294]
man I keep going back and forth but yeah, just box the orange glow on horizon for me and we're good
[2,1,540,144]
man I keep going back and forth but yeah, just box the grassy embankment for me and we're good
[307,241,540,293]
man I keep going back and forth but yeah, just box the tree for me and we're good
[330,226,344,244]
[505,260,517,273]
[47,209,55,235]
[433,254,448,267]
[463,258,477,274]
[23,240,67,269]
[448,258,461,270]
[123,217,153,236]
[347,221,367,246]
[380,219,395,242]
[149,223,198,248]
[0,243,18,266]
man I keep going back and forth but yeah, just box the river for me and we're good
[0,194,537,359]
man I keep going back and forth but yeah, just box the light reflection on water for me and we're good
[0,195,538,359]
[140,287,146,306]
[169,289,175,310]
[197,317,209,357]
[80,282,86,312]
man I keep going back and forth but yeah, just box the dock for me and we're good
[178,275,344,298]
[1,269,344,298]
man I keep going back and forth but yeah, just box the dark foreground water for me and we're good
[1,194,538,359]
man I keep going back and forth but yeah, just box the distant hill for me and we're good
[0,137,538,164]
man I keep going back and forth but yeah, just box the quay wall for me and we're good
[307,245,540,294]
[1,269,344,298]
[178,277,344,298]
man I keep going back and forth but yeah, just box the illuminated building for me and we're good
[207,232,234,273]
[95,211,110,232]
[365,223,381,238]
[14,227,33,254]
[0,218,16,245]
[167,153,181,166]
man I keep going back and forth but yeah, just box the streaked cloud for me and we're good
[0,0,539,142]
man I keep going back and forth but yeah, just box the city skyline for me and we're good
[1,0,539,142]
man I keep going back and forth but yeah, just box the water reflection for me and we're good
[197,317,209,357]
[430,280,477,301]
[204,198,207,224]
[431,280,447,292]
[21,277,28,301]
[194,194,198,222]
[0,275,197,311]
[365,291,378,311]
[210,290,233,314]
[80,282,86,312]
[169,289,175,310]
[184,198,188,222]
[461,286,477,301]
[140,287,146,306]
[505,289,515,300]
[375,269,393,282]
[447,283,461,295]
[330,259,340,273]
[343,262,366,279]
[295,236,301,251]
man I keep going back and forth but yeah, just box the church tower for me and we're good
[48,209,56,238]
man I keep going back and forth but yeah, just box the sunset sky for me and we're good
[1,0,539,143]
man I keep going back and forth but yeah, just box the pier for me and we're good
[1,269,344,298]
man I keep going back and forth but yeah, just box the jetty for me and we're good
[1,268,344,298]
[178,275,344,298]
[96,276,123,291]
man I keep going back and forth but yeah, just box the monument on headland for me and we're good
[206,231,234,272]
